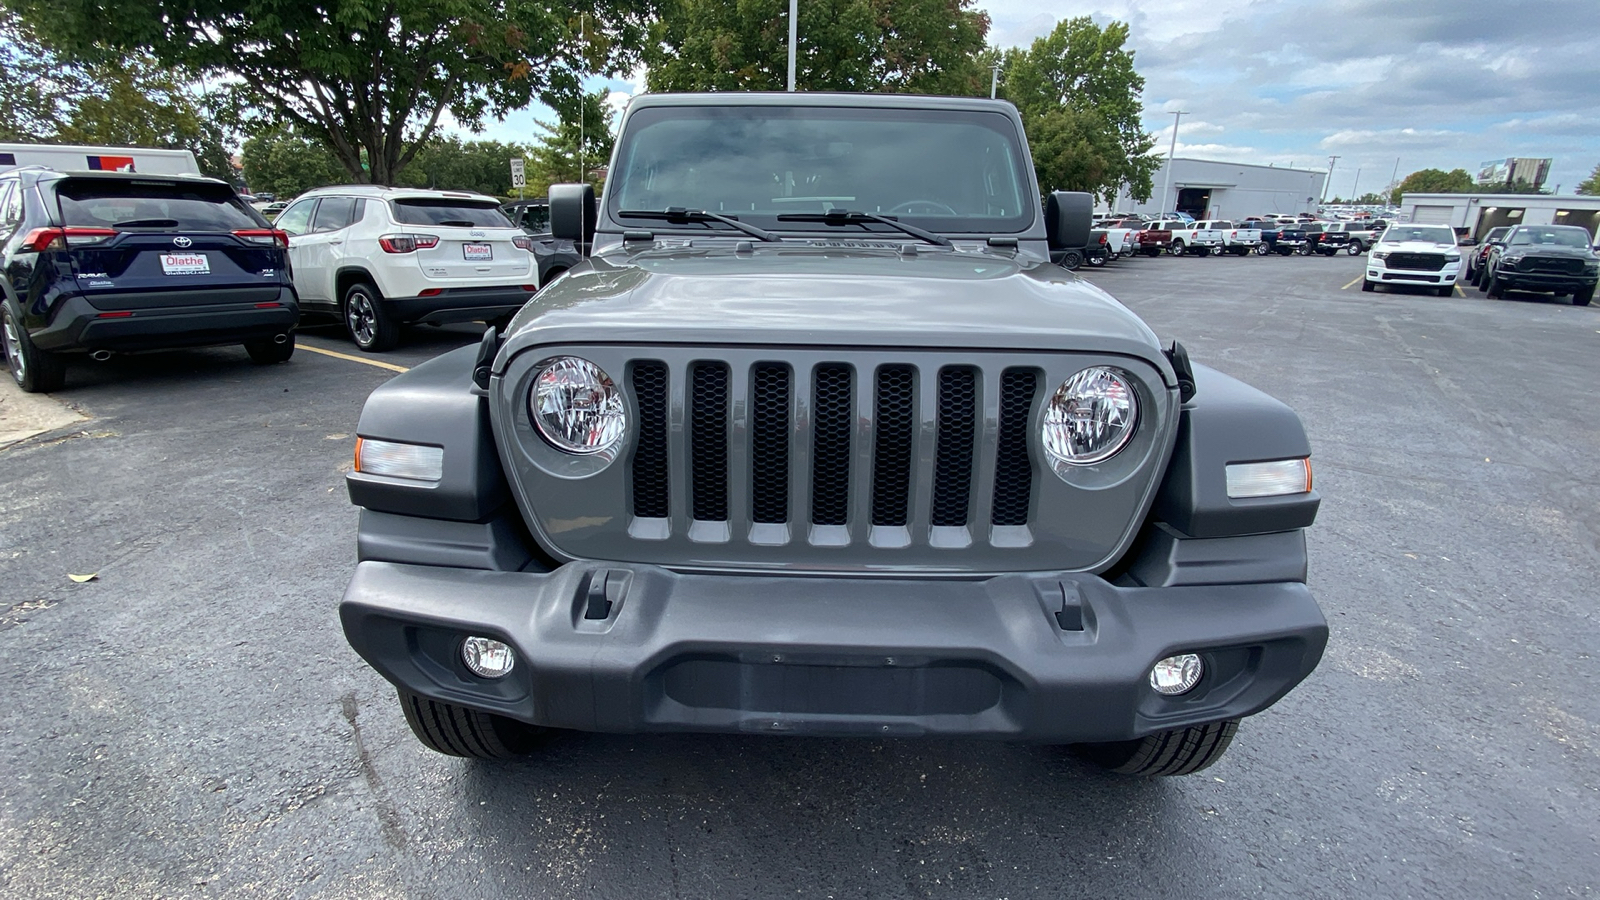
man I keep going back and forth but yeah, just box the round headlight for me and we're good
[529,356,626,455]
[1042,366,1138,468]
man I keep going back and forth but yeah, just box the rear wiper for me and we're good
[618,208,782,242]
[775,210,952,247]
[110,218,180,229]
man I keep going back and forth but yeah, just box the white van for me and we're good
[0,143,201,176]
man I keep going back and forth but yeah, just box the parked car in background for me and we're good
[1240,218,1307,255]
[1479,224,1598,305]
[1194,219,1262,256]
[1466,226,1510,285]
[503,196,583,289]
[260,201,289,220]
[1136,220,1173,256]
[275,185,539,351]
[1300,223,1351,256]
[0,169,297,392]
[1363,223,1461,296]
[1165,220,1224,257]
[0,142,201,176]
[1322,222,1377,255]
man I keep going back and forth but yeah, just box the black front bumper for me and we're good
[32,288,299,352]
[385,286,534,325]
[341,560,1327,743]
[1497,270,1597,293]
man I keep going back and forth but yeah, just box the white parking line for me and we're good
[297,343,410,373]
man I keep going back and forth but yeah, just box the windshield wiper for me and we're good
[775,210,952,247]
[618,208,782,242]
[110,218,180,229]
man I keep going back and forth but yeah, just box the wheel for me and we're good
[1346,242,1364,255]
[1361,278,1375,292]
[2,298,67,393]
[397,688,547,759]
[244,333,295,364]
[1060,249,1085,270]
[1195,246,1211,258]
[1574,285,1594,307]
[1486,272,1505,298]
[1278,247,1293,256]
[1233,245,1249,256]
[1436,285,1454,297]
[1298,243,1313,256]
[1255,242,1271,256]
[1170,240,1186,257]
[1074,719,1239,777]
[343,282,399,352]
[1086,253,1106,268]
[1477,269,1490,293]
[1468,267,1480,287]
[1143,247,1160,257]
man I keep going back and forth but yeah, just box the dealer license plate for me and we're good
[463,243,493,261]
[161,252,210,275]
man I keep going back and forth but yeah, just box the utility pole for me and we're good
[1351,167,1361,202]
[787,0,798,91]
[1159,110,1187,217]
[1389,157,1401,204]
[1322,155,1340,204]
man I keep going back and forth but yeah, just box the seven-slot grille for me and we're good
[628,359,1039,539]
[1386,252,1447,271]
[1522,257,1584,275]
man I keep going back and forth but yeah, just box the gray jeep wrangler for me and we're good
[340,93,1326,776]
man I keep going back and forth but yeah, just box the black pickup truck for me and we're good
[1300,223,1350,256]
[1241,218,1307,256]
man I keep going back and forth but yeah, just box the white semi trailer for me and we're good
[0,143,200,176]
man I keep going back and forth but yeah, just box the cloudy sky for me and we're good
[468,0,1600,196]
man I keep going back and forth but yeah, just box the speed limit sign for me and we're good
[509,157,526,188]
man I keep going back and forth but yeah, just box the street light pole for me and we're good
[990,63,1000,99]
[1322,155,1340,204]
[1351,166,1361,202]
[1159,110,1187,217]
[787,0,797,92]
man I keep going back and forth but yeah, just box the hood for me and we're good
[497,243,1171,380]
[1501,244,1596,258]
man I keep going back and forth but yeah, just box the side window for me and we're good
[0,181,19,231]
[312,196,357,232]
[276,199,316,236]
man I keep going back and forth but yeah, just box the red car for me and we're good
[1466,226,1510,286]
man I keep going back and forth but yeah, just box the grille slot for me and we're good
[689,362,730,521]
[810,364,854,526]
[751,363,792,524]
[630,361,669,518]
[871,365,916,527]
[930,366,978,527]
[992,369,1038,526]
[1387,252,1446,271]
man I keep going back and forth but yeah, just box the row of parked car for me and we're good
[0,168,579,392]
[1073,216,1387,265]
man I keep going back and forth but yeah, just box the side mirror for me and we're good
[1045,191,1092,251]
[1458,237,1478,247]
[549,183,597,247]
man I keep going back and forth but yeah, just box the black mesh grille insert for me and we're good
[810,364,854,526]
[930,366,977,527]
[690,362,730,521]
[751,363,792,524]
[630,361,669,518]
[871,365,915,527]
[992,369,1037,527]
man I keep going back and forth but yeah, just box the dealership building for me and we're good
[1107,158,1327,220]
[1400,193,1600,241]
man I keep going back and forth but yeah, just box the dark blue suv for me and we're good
[0,169,299,392]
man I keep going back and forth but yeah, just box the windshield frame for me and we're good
[603,104,1039,238]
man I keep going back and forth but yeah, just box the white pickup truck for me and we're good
[1164,220,1225,257]
[1194,219,1264,257]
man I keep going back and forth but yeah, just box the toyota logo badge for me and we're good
[173,236,193,248]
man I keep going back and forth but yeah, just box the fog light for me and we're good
[461,636,515,678]
[1150,653,1203,695]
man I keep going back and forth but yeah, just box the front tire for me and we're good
[1346,242,1364,255]
[398,688,547,759]
[1087,252,1107,268]
[1074,719,1239,777]
[1574,285,1595,307]
[1143,246,1160,257]
[1298,243,1313,256]
[344,282,399,352]
[1362,278,1376,292]
[1486,272,1506,298]
[1255,241,1271,256]
[244,333,295,364]
[2,298,67,393]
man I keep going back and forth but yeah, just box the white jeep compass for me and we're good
[276,186,540,351]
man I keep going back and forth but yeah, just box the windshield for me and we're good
[1381,225,1455,244]
[1509,226,1588,248]
[608,105,1034,234]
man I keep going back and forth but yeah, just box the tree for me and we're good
[0,12,79,140]
[54,60,234,181]
[1578,163,1600,196]
[526,90,616,196]
[1391,168,1474,202]
[645,0,990,94]
[999,17,1159,204]
[398,136,534,196]
[8,0,657,186]
[241,129,348,198]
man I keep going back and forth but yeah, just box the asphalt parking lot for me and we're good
[2,252,1597,898]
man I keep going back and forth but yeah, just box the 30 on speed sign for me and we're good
[509,158,526,188]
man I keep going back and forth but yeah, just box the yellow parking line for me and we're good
[298,343,410,373]
[1341,276,1364,290]
[1455,284,1466,297]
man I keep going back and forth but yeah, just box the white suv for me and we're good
[275,186,540,351]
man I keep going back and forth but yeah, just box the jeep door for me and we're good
[294,197,361,312]
[278,199,330,304]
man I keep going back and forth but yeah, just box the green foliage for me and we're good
[645,0,990,94]
[999,17,1158,204]
[526,90,616,196]
[7,0,658,186]
[241,129,348,198]
[398,136,535,196]
[1578,163,1600,196]
[0,11,232,179]
[1392,168,1475,202]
